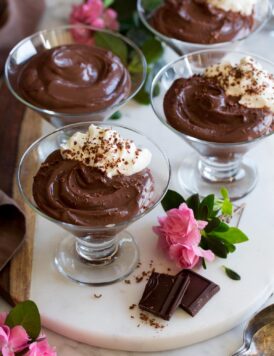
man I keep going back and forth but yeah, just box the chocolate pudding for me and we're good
[33,150,153,226]
[17,44,131,113]
[164,57,274,143]
[150,0,254,44]
[32,125,154,226]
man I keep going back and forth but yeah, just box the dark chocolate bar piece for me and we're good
[139,272,190,320]
[178,270,220,316]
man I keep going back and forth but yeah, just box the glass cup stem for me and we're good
[198,156,242,182]
[75,236,118,265]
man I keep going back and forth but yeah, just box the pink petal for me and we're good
[9,326,29,352]
[169,244,200,269]
[91,18,105,29]
[103,9,119,30]
[70,27,94,45]
[197,220,208,230]
[2,345,14,356]
[180,225,201,246]
[84,0,104,21]
[154,204,203,247]
[179,246,200,269]
[0,326,9,347]
[0,313,8,326]
[104,8,117,20]
[193,245,215,262]
[27,339,56,356]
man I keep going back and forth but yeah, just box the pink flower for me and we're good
[103,8,119,31]
[153,203,214,269]
[0,325,29,355]
[0,313,8,326]
[26,338,56,356]
[69,0,119,44]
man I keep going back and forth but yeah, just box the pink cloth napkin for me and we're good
[0,190,26,271]
[0,0,45,71]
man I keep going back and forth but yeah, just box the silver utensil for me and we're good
[232,303,274,355]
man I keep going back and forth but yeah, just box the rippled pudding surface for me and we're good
[17,44,131,113]
[33,124,154,226]
[164,75,272,143]
[33,150,153,226]
[150,0,254,44]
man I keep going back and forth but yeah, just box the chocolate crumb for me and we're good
[139,312,165,329]
[135,276,144,283]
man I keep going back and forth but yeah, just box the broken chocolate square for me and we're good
[138,272,190,321]
[178,270,220,316]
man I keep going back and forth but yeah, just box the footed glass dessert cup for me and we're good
[5,25,146,127]
[151,50,274,200]
[137,0,272,55]
[18,122,170,285]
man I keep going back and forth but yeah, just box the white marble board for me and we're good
[28,101,274,352]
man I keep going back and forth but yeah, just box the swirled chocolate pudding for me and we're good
[33,125,154,226]
[150,0,256,44]
[17,44,131,113]
[164,57,274,143]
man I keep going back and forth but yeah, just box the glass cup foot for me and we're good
[177,153,258,200]
[54,231,139,285]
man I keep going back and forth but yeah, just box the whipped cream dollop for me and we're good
[205,56,274,112]
[61,125,152,178]
[207,0,257,16]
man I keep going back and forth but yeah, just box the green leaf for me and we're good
[103,0,114,7]
[202,258,207,269]
[199,194,214,219]
[222,199,233,216]
[199,235,209,250]
[204,217,221,233]
[209,227,248,244]
[128,53,143,74]
[94,32,128,64]
[221,240,236,253]
[211,209,219,218]
[129,37,163,79]
[109,111,122,120]
[206,236,228,258]
[214,221,230,232]
[142,38,163,65]
[126,27,152,47]
[161,189,185,211]
[5,300,41,340]
[199,205,209,221]
[214,188,233,217]
[153,83,160,97]
[112,0,137,21]
[220,187,229,200]
[186,194,200,218]
[134,60,164,105]
[142,0,162,11]
[223,266,241,280]
[134,89,150,105]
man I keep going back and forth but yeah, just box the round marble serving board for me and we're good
[29,102,274,352]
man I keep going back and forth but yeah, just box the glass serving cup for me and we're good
[18,122,170,285]
[137,0,272,55]
[5,25,146,127]
[151,49,274,200]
